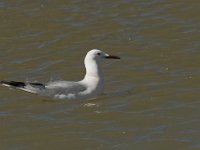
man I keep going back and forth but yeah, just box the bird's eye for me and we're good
[97,53,101,55]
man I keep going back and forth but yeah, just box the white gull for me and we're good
[1,49,120,100]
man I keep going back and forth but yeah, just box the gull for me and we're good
[1,49,120,100]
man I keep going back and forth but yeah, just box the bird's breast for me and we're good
[81,76,104,95]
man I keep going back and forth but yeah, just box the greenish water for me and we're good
[1,0,200,150]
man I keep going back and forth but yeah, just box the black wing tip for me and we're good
[29,82,46,89]
[1,80,12,85]
[1,80,46,91]
[1,80,25,88]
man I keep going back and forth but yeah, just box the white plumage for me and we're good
[1,49,120,100]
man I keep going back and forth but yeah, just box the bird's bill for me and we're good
[105,55,120,59]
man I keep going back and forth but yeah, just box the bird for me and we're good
[1,49,120,100]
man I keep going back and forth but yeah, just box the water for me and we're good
[1,0,200,149]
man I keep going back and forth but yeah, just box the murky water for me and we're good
[1,0,200,149]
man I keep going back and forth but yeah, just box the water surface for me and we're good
[1,0,200,150]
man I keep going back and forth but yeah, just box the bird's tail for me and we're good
[1,80,46,94]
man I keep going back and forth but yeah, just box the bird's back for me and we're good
[43,81,87,99]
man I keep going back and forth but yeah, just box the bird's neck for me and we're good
[80,58,104,95]
[84,59,103,79]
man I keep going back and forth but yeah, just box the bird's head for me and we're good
[85,49,120,63]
